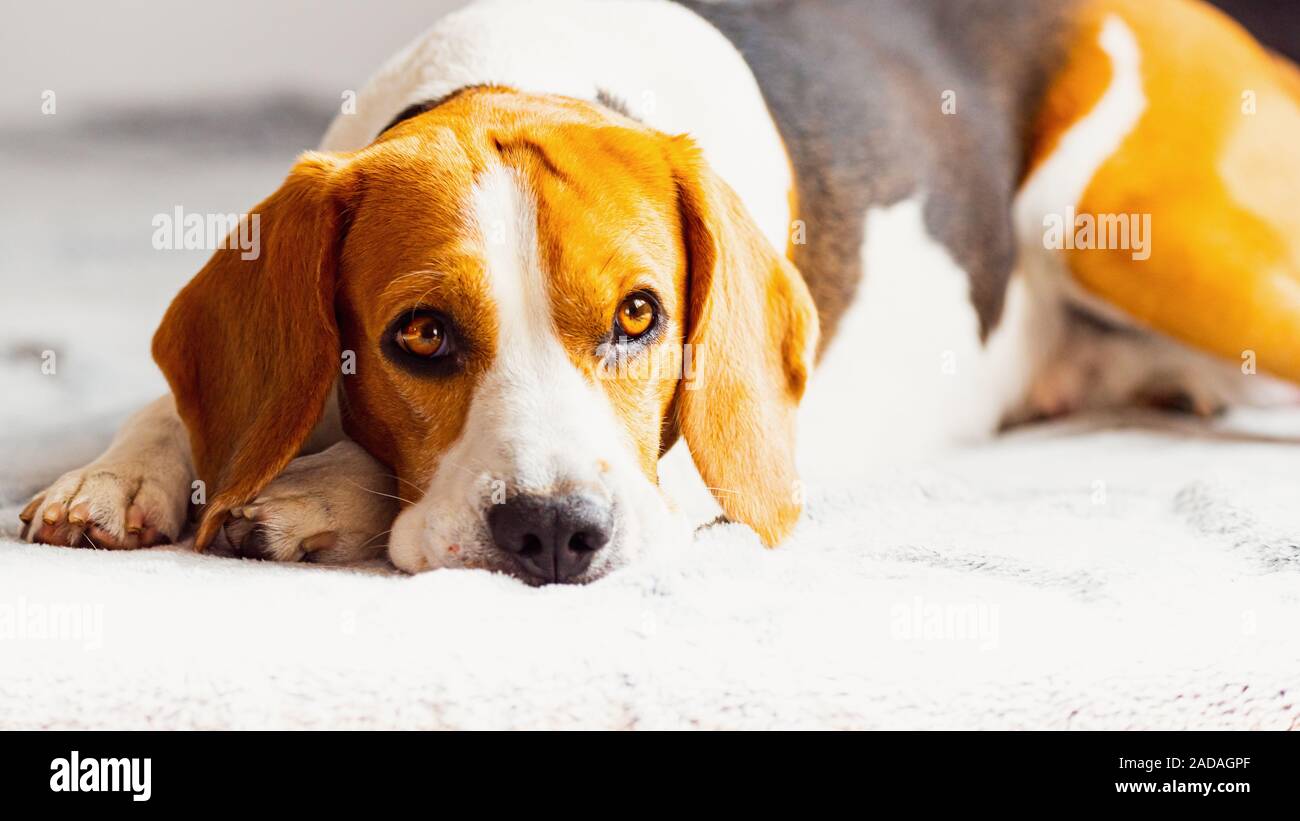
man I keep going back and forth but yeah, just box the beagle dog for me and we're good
[18,0,1300,584]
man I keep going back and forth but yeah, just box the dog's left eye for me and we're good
[396,313,451,358]
[615,293,657,340]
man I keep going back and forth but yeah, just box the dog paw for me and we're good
[1134,384,1227,418]
[20,459,191,549]
[220,441,399,564]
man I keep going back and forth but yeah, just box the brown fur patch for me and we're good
[1033,0,1300,383]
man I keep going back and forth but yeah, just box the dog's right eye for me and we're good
[395,313,451,359]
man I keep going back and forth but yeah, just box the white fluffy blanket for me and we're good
[3,407,1299,729]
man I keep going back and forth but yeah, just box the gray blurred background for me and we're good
[0,0,1293,444]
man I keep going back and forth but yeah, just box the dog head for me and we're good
[153,86,818,583]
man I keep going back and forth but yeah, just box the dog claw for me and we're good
[19,497,41,525]
[42,502,65,525]
[125,504,145,534]
[67,502,91,526]
[18,501,39,539]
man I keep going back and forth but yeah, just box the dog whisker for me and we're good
[357,528,393,551]
[701,486,745,497]
[340,477,418,507]
[384,473,427,496]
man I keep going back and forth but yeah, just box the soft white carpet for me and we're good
[3,408,1299,729]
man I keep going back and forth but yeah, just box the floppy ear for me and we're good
[151,152,353,551]
[669,137,820,546]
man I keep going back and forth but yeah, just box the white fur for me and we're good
[799,198,1047,477]
[320,0,792,253]
[387,166,685,576]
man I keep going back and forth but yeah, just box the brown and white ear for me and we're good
[151,152,354,551]
[669,136,820,546]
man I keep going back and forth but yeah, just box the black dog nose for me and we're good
[487,493,613,583]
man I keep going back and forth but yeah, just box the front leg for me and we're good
[20,394,193,548]
[220,440,399,564]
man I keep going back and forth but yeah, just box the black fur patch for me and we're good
[375,84,501,138]
[596,88,636,119]
[678,0,1080,347]
[378,84,641,141]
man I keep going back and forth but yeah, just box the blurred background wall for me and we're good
[0,0,468,126]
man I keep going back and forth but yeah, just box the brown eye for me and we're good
[616,294,656,339]
[396,314,449,358]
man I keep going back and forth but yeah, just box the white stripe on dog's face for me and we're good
[387,165,683,578]
[466,167,630,493]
